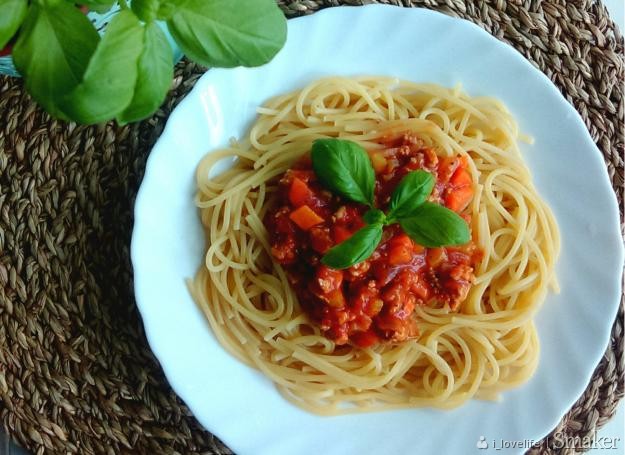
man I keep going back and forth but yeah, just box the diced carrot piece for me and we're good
[389,245,412,265]
[332,225,352,243]
[389,234,415,265]
[288,177,314,207]
[390,233,414,249]
[445,185,474,212]
[450,168,472,187]
[289,205,324,231]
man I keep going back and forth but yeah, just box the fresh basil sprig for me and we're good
[314,139,471,270]
[5,0,287,124]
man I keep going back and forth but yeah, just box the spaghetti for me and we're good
[189,77,560,414]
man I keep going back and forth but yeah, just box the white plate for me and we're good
[131,5,624,454]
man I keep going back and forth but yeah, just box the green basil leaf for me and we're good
[166,0,287,68]
[61,10,144,124]
[399,202,470,247]
[12,1,99,118]
[0,0,27,49]
[131,0,159,22]
[321,224,382,270]
[311,139,375,206]
[117,22,173,124]
[363,208,386,225]
[387,170,435,220]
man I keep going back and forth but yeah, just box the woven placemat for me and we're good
[0,1,622,454]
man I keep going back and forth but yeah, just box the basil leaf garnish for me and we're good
[311,139,375,206]
[312,139,472,266]
[61,10,144,124]
[321,224,383,270]
[117,22,173,124]
[166,0,287,68]
[399,202,470,247]
[387,170,435,221]
[12,1,99,119]
[0,0,27,49]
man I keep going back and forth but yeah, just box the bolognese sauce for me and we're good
[265,134,481,348]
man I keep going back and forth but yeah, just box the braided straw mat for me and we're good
[0,1,622,454]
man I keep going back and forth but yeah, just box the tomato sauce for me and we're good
[265,133,481,348]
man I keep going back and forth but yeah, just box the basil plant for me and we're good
[0,0,287,124]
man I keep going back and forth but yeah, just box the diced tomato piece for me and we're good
[288,177,314,207]
[445,185,473,213]
[352,330,380,348]
[450,168,472,187]
[289,205,324,231]
[332,225,352,243]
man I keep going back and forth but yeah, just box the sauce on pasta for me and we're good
[266,133,482,348]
